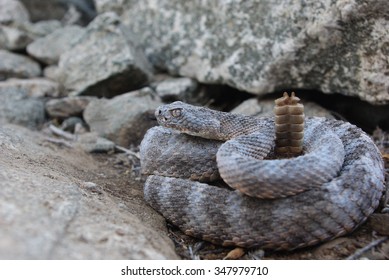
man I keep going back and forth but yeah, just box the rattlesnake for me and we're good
[140,100,385,250]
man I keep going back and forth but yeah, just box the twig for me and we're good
[188,246,201,260]
[115,145,140,159]
[45,137,74,148]
[49,124,76,141]
[345,236,389,260]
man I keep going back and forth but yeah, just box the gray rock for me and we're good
[46,96,96,119]
[153,77,199,102]
[22,20,63,38]
[231,97,334,119]
[27,25,86,65]
[0,78,61,98]
[0,20,63,51]
[0,85,45,128]
[0,0,29,23]
[0,50,41,80]
[83,87,161,146]
[98,0,389,104]
[0,124,178,259]
[58,12,153,97]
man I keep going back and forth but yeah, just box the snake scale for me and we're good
[140,100,385,250]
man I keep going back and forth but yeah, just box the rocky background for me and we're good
[0,0,388,259]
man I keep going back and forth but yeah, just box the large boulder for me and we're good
[96,0,389,104]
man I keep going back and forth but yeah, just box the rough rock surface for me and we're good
[27,25,85,65]
[0,85,45,128]
[0,78,61,98]
[46,96,96,119]
[57,12,153,97]
[0,123,178,259]
[97,0,389,104]
[0,50,41,80]
[83,87,161,146]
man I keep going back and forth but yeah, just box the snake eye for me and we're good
[170,108,182,117]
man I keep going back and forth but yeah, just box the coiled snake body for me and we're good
[140,101,385,250]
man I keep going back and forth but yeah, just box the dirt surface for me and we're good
[42,134,173,242]
[0,124,178,259]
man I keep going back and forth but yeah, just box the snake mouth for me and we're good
[160,116,168,123]
[155,108,168,124]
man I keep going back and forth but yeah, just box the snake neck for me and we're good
[218,113,269,140]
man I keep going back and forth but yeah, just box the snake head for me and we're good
[155,101,222,140]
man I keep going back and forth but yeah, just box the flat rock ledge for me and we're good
[0,124,178,259]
